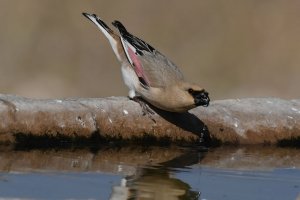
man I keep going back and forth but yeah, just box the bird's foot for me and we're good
[131,96,156,122]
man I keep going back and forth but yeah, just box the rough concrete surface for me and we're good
[0,94,299,145]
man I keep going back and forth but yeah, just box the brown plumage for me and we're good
[83,13,210,112]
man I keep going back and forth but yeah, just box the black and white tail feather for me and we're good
[83,12,156,65]
[82,13,122,60]
[112,20,155,56]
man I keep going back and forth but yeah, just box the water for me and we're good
[0,145,299,200]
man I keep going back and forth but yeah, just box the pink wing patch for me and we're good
[127,47,150,87]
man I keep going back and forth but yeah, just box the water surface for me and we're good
[0,145,299,200]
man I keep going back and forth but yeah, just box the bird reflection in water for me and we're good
[109,149,205,200]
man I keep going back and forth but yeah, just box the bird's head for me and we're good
[169,81,210,112]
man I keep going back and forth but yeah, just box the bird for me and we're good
[82,13,210,113]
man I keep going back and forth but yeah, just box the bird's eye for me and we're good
[188,88,194,94]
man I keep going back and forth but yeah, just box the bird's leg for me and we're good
[128,90,155,121]
[131,96,155,116]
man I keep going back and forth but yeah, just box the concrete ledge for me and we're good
[0,94,299,146]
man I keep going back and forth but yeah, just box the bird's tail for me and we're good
[112,20,128,36]
[82,13,121,60]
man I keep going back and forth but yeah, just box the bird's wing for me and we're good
[112,21,184,88]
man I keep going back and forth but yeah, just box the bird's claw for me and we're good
[131,97,156,122]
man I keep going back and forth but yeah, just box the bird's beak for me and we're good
[194,90,210,107]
